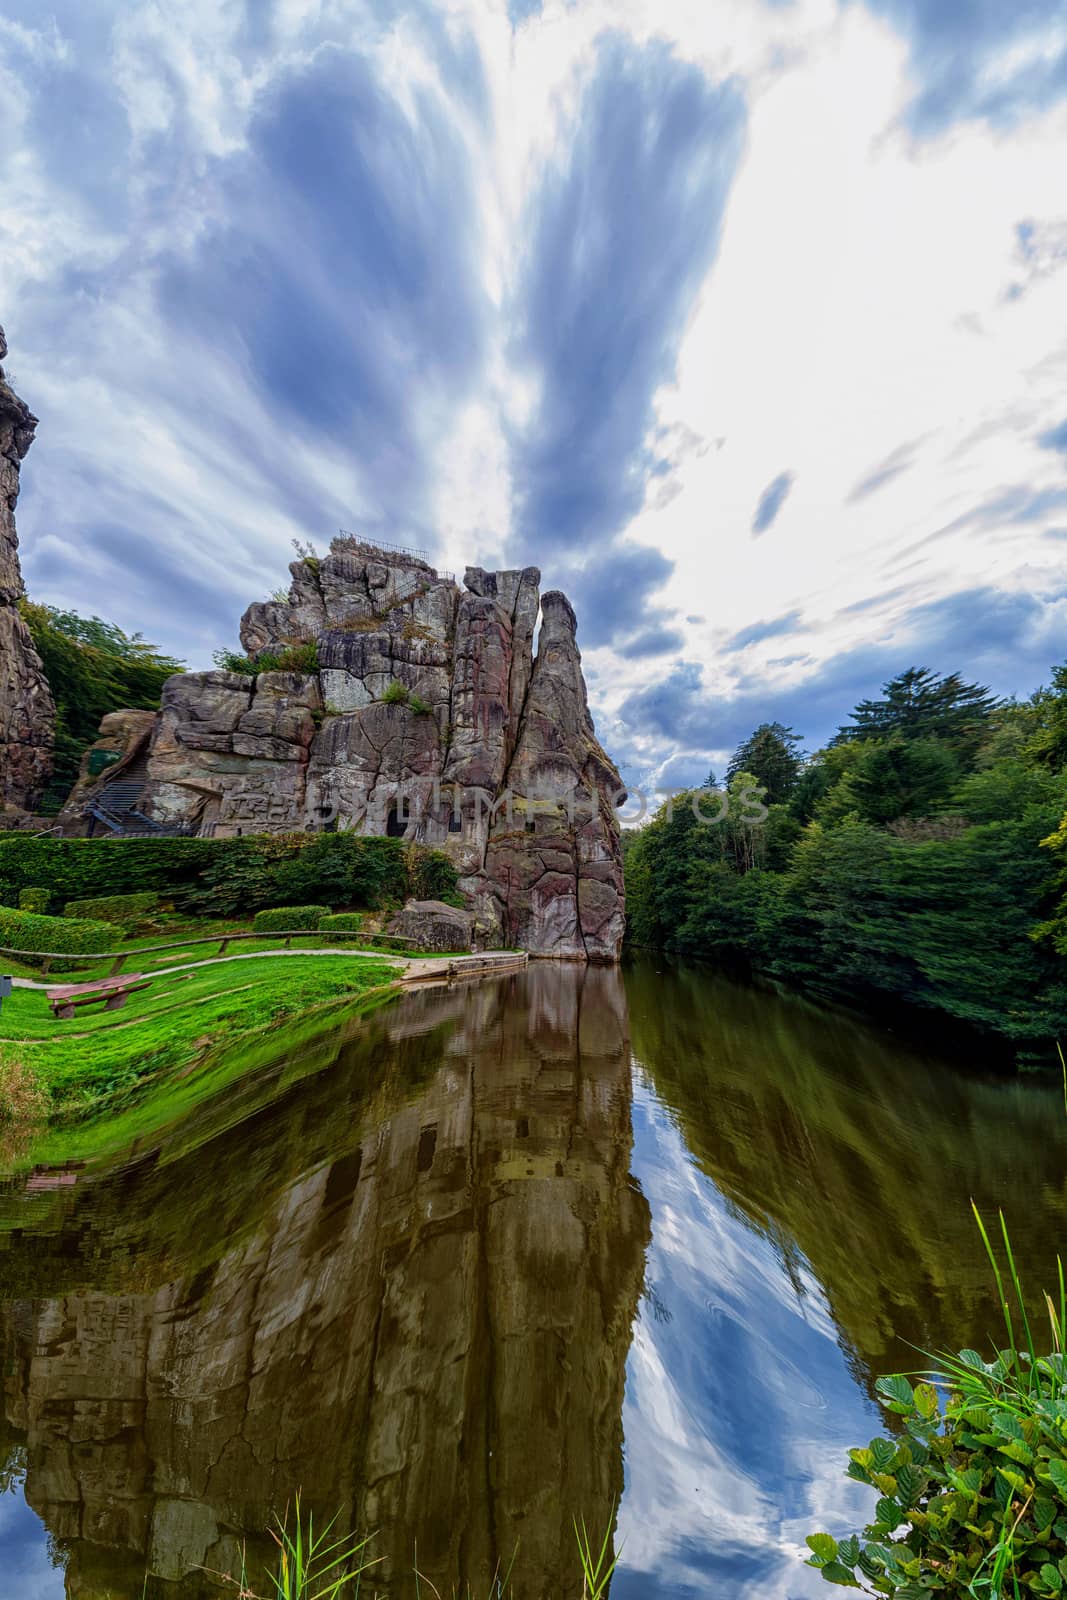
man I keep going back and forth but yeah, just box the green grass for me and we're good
[1,953,402,1119]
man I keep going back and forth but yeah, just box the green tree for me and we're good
[788,744,862,824]
[1023,661,1067,771]
[726,722,804,804]
[19,602,184,813]
[832,666,999,761]
[847,738,960,825]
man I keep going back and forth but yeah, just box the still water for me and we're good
[0,959,1063,1599]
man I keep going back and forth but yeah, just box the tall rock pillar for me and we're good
[0,325,53,815]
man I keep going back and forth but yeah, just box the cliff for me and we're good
[130,536,625,959]
[0,325,53,814]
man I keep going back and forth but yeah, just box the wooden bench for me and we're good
[47,975,152,1020]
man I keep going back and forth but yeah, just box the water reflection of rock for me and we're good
[0,966,649,1598]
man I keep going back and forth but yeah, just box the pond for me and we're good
[0,959,1063,1599]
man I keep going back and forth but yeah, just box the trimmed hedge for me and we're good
[318,912,364,931]
[63,891,160,923]
[0,833,458,919]
[252,904,330,933]
[0,906,118,955]
[18,887,50,914]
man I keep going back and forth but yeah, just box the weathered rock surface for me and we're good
[0,966,649,1599]
[0,325,54,816]
[131,536,625,959]
[386,897,475,951]
[53,708,158,829]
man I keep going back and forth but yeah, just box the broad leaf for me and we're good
[819,1560,861,1587]
[806,1534,838,1568]
[876,1375,915,1412]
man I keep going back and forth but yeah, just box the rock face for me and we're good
[0,965,649,1599]
[386,897,475,951]
[135,536,625,959]
[54,707,158,830]
[0,325,53,815]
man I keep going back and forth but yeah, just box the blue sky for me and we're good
[1,0,1066,789]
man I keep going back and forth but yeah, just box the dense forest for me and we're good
[623,664,1067,1060]
[20,603,183,812]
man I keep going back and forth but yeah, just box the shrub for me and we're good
[810,1211,1067,1597]
[274,640,319,674]
[409,693,431,716]
[18,887,50,914]
[318,912,364,931]
[212,641,319,677]
[407,844,464,905]
[63,890,160,923]
[0,907,118,955]
[212,648,256,674]
[381,679,409,705]
[252,904,330,933]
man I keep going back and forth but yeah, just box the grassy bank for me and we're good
[0,953,402,1132]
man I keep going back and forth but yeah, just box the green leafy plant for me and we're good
[17,887,50,915]
[252,905,331,934]
[213,641,320,676]
[213,648,257,674]
[381,679,410,706]
[409,693,432,716]
[808,1207,1067,1597]
[318,912,364,932]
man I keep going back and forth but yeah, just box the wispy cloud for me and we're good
[752,470,794,535]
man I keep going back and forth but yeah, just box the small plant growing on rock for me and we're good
[381,680,409,706]
[212,641,319,677]
[808,1207,1067,1597]
[408,693,431,716]
[213,647,257,674]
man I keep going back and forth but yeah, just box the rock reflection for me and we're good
[0,966,649,1598]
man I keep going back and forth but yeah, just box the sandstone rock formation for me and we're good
[0,965,649,1599]
[54,707,158,829]
[125,536,625,959]
[386,897,475,951]
[0,325,53,815]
